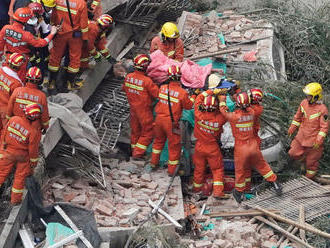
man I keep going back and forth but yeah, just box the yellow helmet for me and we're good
[208,74,221,89]
[41,0,56,7]
[161,22,179,39]
[303,82,323,103]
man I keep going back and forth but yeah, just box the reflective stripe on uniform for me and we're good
[236,122,253,128]
[125,82,143,91]
[131,144,136,148]
[81,27,88,33]
[300,105,307,117]
[12,187,24,193]
[4,38,27,47]
[202,91,208,97]
[291,120,301,126]
[245,178,251,182]
[6,115,11,120]
[55,5,77,15]
[310,112,321,120]
[213,181,224,186]
[152,148,161,154]
[0,81,10,92]
[16,98,35,105]
[90,48,96,54]
[68,67,79,73]
[0,154,3,158]
[168,160,179,165]
[8,127,27,141]
[263,170,274,179]
[30,158,39,162]
[135,143,147,150]
[306,170,316,175]
[167,50,175,57]
[159,93,179,103]
[318,131,327,137]
[48,65,59,72]
[193,182,203,188]
[219,102,226,107]
[197,121,219,131]
[80,57,89,62]
[43,120,50,126]
[92,0,100,6]
[189,97,195,103]
[100,49,109,54]
[235,182,245,188]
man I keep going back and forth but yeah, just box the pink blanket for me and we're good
[147,50,211,88]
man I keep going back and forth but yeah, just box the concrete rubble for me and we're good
[43,159,184,228]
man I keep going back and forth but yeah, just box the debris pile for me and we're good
[178,10,274,68]
[42,160,184,228]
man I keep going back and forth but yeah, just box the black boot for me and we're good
[272,181,283,196]
[47,71,58,90]
[66,72,84,91]
[233,189,244,203]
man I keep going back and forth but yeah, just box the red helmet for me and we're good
[202,95,218,112]
[97,14,114,28]
[236,92,251,109]
[133,54,150,71]
[26,67,42,82]
[248,88,263,103]
[168,65,181,81]
[13,7,33,23]
[8,53,25,68]
[28,2,44,15]
[24,103,42,121]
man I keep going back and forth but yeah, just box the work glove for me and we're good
[107,56,117,65]
[287,125,296,137]
[193,88,201,95]
[94,52,102,62]
[313,143,320,149]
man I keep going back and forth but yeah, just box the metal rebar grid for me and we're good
[244,177,330,222]
[86,77,130,153]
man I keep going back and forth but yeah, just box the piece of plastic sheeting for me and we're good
[44,223,75,246]
[180,60,212,89]
[48,93,101,155]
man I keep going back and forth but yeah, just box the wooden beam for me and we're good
[189,48,241,61]
[206,209,280,218]
[299,205,306,242]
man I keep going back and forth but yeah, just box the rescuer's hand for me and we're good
[287,125,296,137]
[213,88,227,95]
[50,25,58,35]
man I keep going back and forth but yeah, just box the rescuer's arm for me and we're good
[288,101,304,136]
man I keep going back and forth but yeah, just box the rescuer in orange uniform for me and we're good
[150,65,195,175]
[150,22,184,62]
[47,0,89,91]
[288,82,328,179]
[80,14,116,70]
[0,103,42,205]
[219,92,281,203]
[245,88,264,191]
[86,0,102,20]
[7,66,50,138]
[0,7,57,81]
[193,89,227,198]
[122,54,159,158]
[0,53,24,128]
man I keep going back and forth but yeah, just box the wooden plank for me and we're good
[18,228,34,248]
[206,209,280,218]
[54,205,93,248]
[189,48,241,61]
[299,205,306,242]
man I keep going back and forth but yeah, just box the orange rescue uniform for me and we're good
[193,90,226,197]
[0,22,54,80]
[151,81,195,175]
[288,99,328,178]
[150,36,184,62]
[122,70,159,157]
[80,21,110,69]
[0,66,23,127]
[48,0,88,74]
[7,82,50,133]
[219,96,277,192]
[0,116,40,204]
